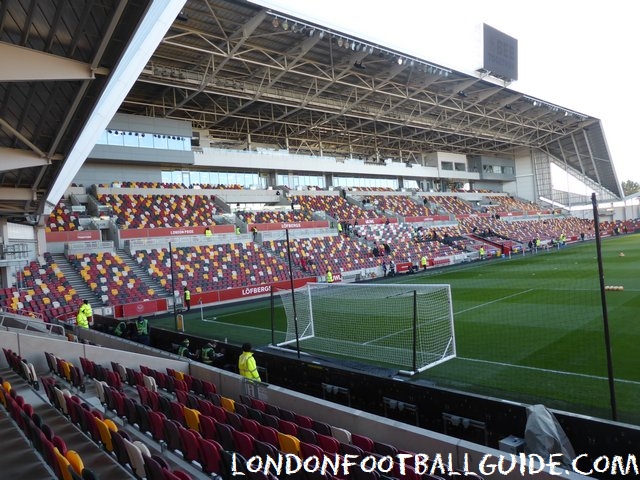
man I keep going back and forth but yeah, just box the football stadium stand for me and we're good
[2,1,640,478]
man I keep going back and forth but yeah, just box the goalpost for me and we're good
[274,283,456,374]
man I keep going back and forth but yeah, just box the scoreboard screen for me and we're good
[483,24,518,81]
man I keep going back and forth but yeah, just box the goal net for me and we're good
[274,283,455,374]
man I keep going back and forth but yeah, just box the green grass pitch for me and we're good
[152,234,640,424]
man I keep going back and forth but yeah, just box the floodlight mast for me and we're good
[169,241,178,328]
[285,228,301,359]
[591,192,617,421]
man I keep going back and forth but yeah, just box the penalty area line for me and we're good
[458,357,640,386]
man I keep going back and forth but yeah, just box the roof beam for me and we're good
[0,186,35,201]
[0,147,52,170]
[0,42,108,81]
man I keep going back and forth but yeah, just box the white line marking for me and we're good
[454,288,534,316]
[458,357,640,386]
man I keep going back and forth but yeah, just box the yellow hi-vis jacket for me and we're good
[238,351,261,381]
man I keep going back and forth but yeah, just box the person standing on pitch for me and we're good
[326,269,333,283]
[238,343,261,381]
[183,286,191,312]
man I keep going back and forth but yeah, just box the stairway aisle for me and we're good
[1,369,136,480]
[0,408,55,479]
[51,253,96,305]
[116,247,171,299]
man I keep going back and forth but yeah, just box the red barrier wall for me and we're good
[115,298,169,318]
[344,217,398,225]
[45,230,101,243]
[248,221,329,231]
[112,278,316,318]
[118,224,235,239]
[404,215,450,223]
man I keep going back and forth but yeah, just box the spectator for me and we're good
[238,343,261,381]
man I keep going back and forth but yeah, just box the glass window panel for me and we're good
[123,132,138,147]
[139,133,153,148]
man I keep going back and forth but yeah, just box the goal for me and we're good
[274,283,456,374]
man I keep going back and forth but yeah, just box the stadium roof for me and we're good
[0,0,623,225]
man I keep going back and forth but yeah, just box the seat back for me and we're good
[178,427,201,463]
[317,433,340,455]
[123,438,147,478]
[94,417,114,452]
[277,431,301,455]
[198,437,223,474]
[183,407,201,432]
[54,447,73,480]
[215,421,236,451]
[163,418,183,452]
[231,429,255,459]
[65,450,84,476]
[111,430,131,466]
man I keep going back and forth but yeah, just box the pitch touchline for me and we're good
[459,357,640,386]
[365,288,535,345]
